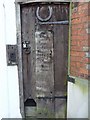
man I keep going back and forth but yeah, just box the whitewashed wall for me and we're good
[0,0,21,119]
[67,77,88,118]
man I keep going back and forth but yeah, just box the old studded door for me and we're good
[21,2,69,118]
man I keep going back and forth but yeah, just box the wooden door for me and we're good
[21,2,69,118]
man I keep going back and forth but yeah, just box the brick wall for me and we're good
[70,2,90,79]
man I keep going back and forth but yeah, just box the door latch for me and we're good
[23,41,31,54]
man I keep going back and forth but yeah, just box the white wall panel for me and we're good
[67,78,88,118]
[0,0,21,119]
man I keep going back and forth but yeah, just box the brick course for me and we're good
[70,2,90,79]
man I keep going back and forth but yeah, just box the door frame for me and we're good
[15,0,71,117]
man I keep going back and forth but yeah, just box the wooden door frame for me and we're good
[15,0,71,117]
[15,2,25,117]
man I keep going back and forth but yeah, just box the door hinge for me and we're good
[67,75,75,84]
[6,45,18,66]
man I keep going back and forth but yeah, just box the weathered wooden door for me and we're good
[21,2,69,118]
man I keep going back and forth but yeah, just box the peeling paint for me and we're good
[35,31,54,97]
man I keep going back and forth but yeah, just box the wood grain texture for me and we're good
[21,3,69,118]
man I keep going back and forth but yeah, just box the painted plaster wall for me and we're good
[67,78,88,118]
[0,0,21,119]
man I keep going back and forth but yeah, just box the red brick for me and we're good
[72,12,79,19]
[72,35,88,40]
[83,58,89,64]
[78,2,85,6]
[70,61,77,67]
[88,16,90,21]
[72,17,88,24]
[72,9,88,19]
[78,9,88,17]
[79,68,88,74]
[71,30,78,35]
[70,51,85,57]
[70,56,82,62]
[71,45,83,51]
[70,2,89,79]
[78,3,88,12]
[71,40,77,45]
[76,41,88,46]
[71,24,86,30]
[70,68,79,77]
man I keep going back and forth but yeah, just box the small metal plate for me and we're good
[67,75,75,84]
[6,45,18,66]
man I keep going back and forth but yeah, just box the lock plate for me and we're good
[23,41,31,54]
[6,45,18,66]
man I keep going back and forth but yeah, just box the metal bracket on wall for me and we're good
[6,45,18,66]
[67,75,75,84]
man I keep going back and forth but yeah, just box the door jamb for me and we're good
[15,2,25,117]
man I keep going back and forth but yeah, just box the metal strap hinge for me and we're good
[6,45,18,66]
